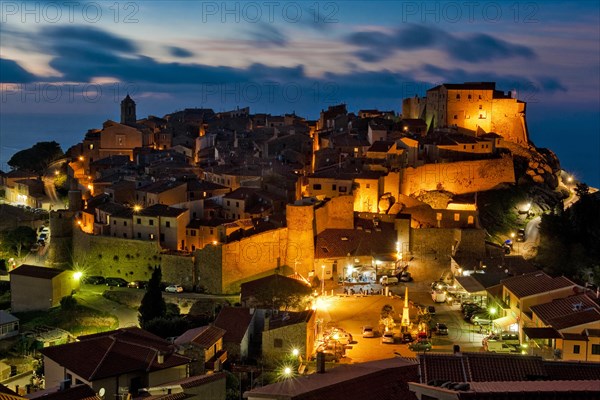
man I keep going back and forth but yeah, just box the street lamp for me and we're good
[321,265,325,295]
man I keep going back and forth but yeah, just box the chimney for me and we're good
[453,344,461,355]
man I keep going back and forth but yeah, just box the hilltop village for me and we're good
[0,82,598,400]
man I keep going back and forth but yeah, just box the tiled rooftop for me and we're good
[174,325,225,349]
[41,328,189,381]
[501,272,575,298]
[9,265,65,280]
[214,307,254,343]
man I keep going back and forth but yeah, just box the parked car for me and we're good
[401,332,414,343]
[381,331,395,344]
[128,280,148,289]
[83,275,105,285]
[427,306,436,315]
[362,325,375,338]
[37,232,47,245]
[470,313,493,326]
[399,272,413,282]
[165,284,184,293]
[435,323,448,335]
[516,228,526,242]
[431,290,446,303]
[105,277,128,287]
[409,340,432,352]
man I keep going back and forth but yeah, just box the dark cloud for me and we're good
[445,33,535,63]
[346,24,536,64]
[168,46,194,58]
[245,24,288,46]
[45,25,137,54]
[0,58,36,83]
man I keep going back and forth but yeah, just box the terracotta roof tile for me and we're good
[419,354,467,383]
[501,272,575,298]
[41,328,189,381]
[543,360,600,380]
[214,307,254,343]
[315,226,396,259]
[530,294,599,325]
[547,309,600,331]
[9,265,65,279]
[174,325,225,349]
[267,310,314,330]
[466,353,545,381]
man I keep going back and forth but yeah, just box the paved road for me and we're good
[75,285,139,328]
[317,284,488,364]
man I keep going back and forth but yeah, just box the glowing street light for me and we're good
[133,205,142,212]
[283,366,292,377]
[73,271,82,280]
[292,348,299,357]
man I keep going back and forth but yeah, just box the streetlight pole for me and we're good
[321,265,325,295]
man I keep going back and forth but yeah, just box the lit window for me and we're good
[149,233,155,240]
[454,213,460,221]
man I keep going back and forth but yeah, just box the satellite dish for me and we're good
[98,388,105,398]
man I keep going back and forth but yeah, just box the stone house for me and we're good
[262,310,316,364]
[10,265,81,312]
[40,327,190,398]
[174,325,227,376]
[214,307,257,362]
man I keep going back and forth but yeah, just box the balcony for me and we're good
[205,349,227,371]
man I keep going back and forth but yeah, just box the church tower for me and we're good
[120,94,136,125]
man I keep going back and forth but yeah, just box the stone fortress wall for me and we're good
[399,155,515,196]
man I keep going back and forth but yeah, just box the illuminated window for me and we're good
[149,233,155,240]
[89,144,94,150]
[454,213,460,221]
[468,216,474,224]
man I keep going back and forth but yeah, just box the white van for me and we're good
[380,276,399,286]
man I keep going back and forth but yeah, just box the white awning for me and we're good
[493,315,517,328]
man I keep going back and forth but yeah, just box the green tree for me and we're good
[0,226,36,258]
[60,295,77,311]
[8,141,63,173]
[138,266,167,327]
[143,316,190,338]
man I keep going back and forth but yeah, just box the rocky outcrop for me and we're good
[506,142,561,189]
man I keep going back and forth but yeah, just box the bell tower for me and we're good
[120,94,136,125]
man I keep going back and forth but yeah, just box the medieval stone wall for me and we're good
[72,229,194,288]
[400,155,515,196]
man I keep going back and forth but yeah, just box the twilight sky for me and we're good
[1,1,599,185]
